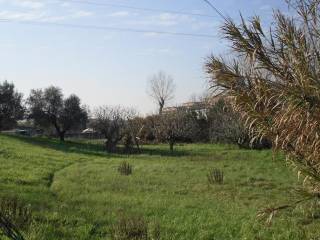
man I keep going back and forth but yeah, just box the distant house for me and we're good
[162,106,179,114]
[162,95,228,118]
[82,128,96,134]
[78,128,102,139]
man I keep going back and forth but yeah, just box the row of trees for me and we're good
[90,99,245,153]
[0,83,89,141]
[0,79,259,152]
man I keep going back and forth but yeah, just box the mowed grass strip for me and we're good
[0,134,319,240]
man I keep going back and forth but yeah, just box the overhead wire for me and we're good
[202,0,228,21]
[49,0,220,19]
[0,0,225,39]
[0,19,217,38]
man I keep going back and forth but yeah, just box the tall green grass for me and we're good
[0,134,318,239]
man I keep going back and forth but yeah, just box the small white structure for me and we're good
[82,128,96,134]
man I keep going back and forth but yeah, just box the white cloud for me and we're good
[103,33,114,41]
[60,2,71,8]
[139,48,177,56]
[13,0,45,9]
[125,13,197,28]
[143,32,161,38]
[0,10,71,23]
[190,21,219,31]
[109,11,130,17]
[153,13,188,26]
[0,10,45,21]
[0,8,94,23]
[41,15,68,23]
[260,5,271,11]
[71,10,93,18]
[0,0,94,23]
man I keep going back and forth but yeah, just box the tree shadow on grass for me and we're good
[3,134,191,158]
[4,134,112,158]
[138,146,191,157]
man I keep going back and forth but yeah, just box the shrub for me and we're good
[0,197,32,240]
[123,133,134,154]
[207,98,244,145]
[110,213,160,240]
[118,161,133,176]
[207,99,272,149]
[237,135,272,150]
[0,214,26,240]
[0,197,32,230]
[207,169,224,185]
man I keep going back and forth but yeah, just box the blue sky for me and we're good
[0,0,288,114]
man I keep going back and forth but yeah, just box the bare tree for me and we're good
[156,110,185,152]
[147,71,175,114]
[92,106,135,152]
[125,116,145,153]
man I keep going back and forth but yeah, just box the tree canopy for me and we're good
[27,86,87,141]
[0,81,24,130]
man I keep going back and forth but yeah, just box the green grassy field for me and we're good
[0,134,319,240]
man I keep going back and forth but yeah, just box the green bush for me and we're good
[118,161,133,176]
[0,197,32,230]
[110,213,160,240]
[207,169,224,185]
[0,197,31,240]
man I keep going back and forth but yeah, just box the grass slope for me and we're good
[0,134,319,239]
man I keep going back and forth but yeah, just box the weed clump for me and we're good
[0,197,32,230]
[0,197,32,240]
[118,161,133,176]
[207,169,224,185]
[111,213,160,240]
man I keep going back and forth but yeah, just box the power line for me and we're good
[0,19,218,38]
[202,0,228,21]
[51,0,219,19]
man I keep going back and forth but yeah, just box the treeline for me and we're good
[0,81,270,153]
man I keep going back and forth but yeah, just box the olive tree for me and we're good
[0,81,24,130]
[27,86,87,141]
